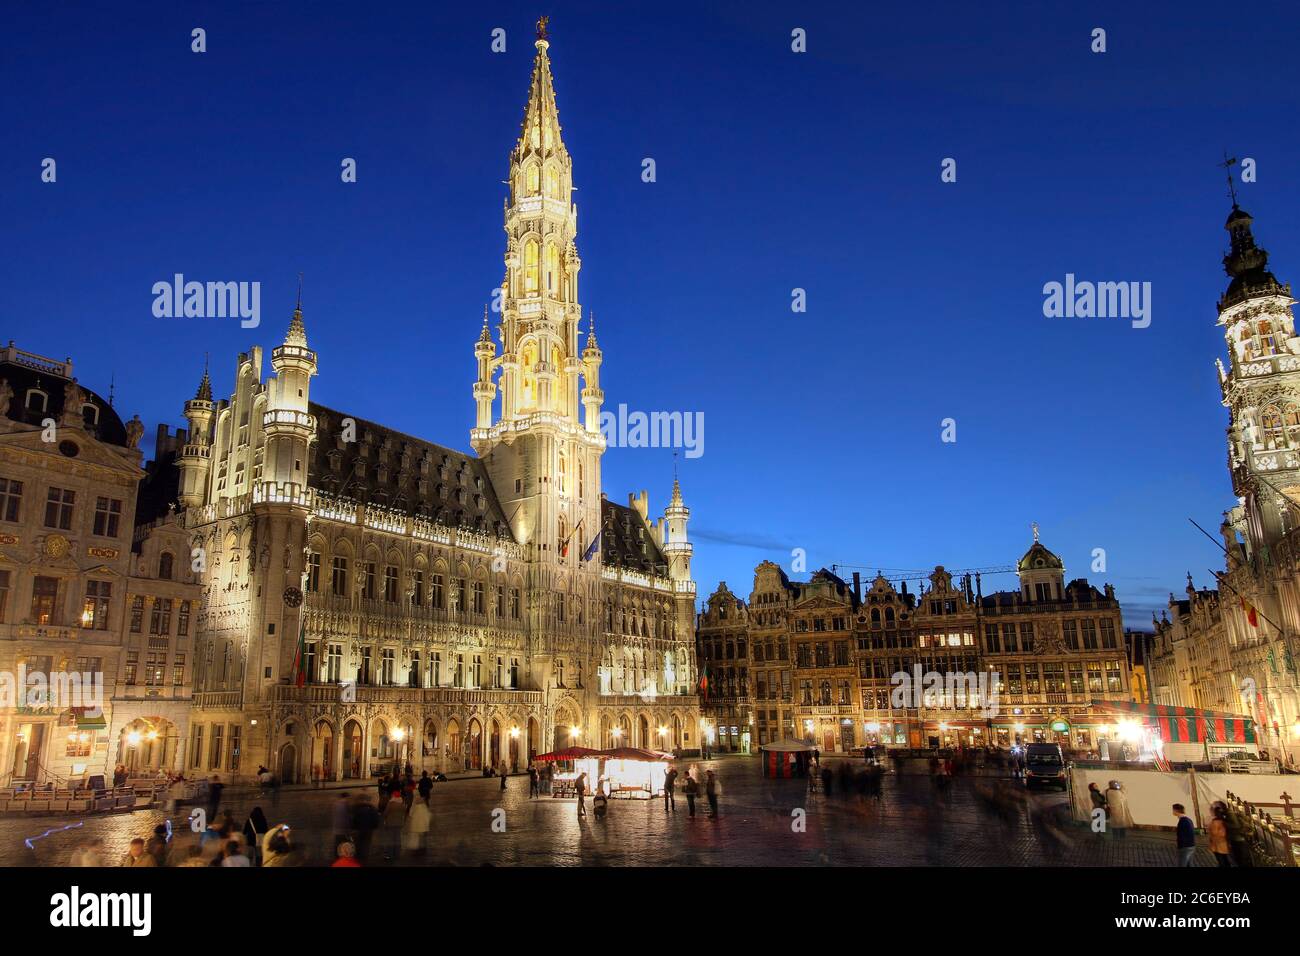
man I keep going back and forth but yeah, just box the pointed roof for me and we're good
[194,362,212,402]
[517,29,565,154]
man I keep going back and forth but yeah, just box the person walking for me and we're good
[418,771,433,805]
[351,794,380,864]
[243,806,270,865]
[705,770,719,818]
[206,774,224,819]
[221,839,251,867]
[663,767,678,811]
[528,764,539,799]
[821,765,833,797]
[333,792,353,854]
[403,797,431,857]
[500,761,508,792]
[1208,803,1232,867]
[683,770,699,818]
[1173,804,1197,866]
[1106,781,1131,839]
[575,772,588,817]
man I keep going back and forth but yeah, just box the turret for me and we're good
[472,308,498,448]
[177,362,215,508]
[581,312,604,433]
[260,291,318,503]
[662,474,692,582]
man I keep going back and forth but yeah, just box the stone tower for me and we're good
[1217,203,1299,559]
[471,23,607,698]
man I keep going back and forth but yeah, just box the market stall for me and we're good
[759,738,817,778]
[531,747,601,798]
[1089,700,1257,766]
[531,746,670,799]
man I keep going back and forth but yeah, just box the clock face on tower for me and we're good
[283,586,303,608]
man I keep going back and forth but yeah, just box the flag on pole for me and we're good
[560,519,583,558]
[291,617,308,687]
[698,666,710,699]
[581,530,602,562]
[1241,598,1259,628]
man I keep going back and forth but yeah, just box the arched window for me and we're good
[82,403,99,427]
[544,244,560,293]
[526,165,539,195]
[158,552,174,580]
[520,342,537,408]
[523,239,540,294]
[1262,405,1285,448]
[545,166,559,198]
[25,389,47,413]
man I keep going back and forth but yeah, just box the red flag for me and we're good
[291,617,308,687]
[1241,598,1259,628]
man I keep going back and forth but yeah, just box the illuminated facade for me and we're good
[0,345,200,784]
[699,539,1131,754]
[1147,202,1300,761]
[175,28,699,782]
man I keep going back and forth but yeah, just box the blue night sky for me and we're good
[5,1,1300,627]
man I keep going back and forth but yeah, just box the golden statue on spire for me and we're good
[536,16,549,40]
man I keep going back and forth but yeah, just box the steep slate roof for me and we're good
[309,403,514,540]
[0,356,129,447]
[600,498,667,574]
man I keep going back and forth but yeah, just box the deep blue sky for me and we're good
[5,1,1300,627]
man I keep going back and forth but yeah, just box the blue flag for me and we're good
[582,531,602,562]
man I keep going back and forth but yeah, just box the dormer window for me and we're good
[25,389,47,413]
[81,403,99,427]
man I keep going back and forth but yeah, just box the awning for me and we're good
[531,747,601,762]
[1089,699,1256,744]
[759,738,817,753]
[74,710,107,730]
[596,747,670,762]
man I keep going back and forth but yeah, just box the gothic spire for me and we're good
[195,354,212,402]
[517,20,564,155]
[285,277,308,348]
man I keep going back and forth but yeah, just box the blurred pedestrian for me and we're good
[1106,781,1131,839]
[705,770,719,817]
[206,774,223,819]
[663,766,677,811]
[333,792,353,852]
[332,841,361,867]
[221,839,250,867]
[403,797,431,857]
[683,770,699,818]
[146,824,170,866]
[121,838,156,867]
[1208,803,1232,867]
[1173,804,1196,866]
[418,771,433,804]
[262,825,300,867]
[351,795,380,864]
[243,806,270,865]
[528,764,539,798]
[576,772,588,817]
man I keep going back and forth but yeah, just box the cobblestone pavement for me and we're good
[4,756,1215,867]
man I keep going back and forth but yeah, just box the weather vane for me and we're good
[1218,151,1239,207]
[536,16,549,40]
[1031,521,1040,543]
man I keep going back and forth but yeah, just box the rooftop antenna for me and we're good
[107,372,115,407]
[296,272,304,312]
[1218,151,1240,207]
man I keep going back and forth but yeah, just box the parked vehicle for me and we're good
[1023,743,1068,791]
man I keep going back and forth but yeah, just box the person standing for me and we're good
[1088,782,1108,823]
[575,772,588,817]
[403,797,431,857]
[500,761,508,792]
[663,767,678,811]
[705,770,719,818]
[332,841,362,867]
[1173,804,1197,866]
[1208,803,1232,867]
[121,838,156,867]
[1106,781,1131,839]
[683,770,699,818]
[528,764,539,798]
